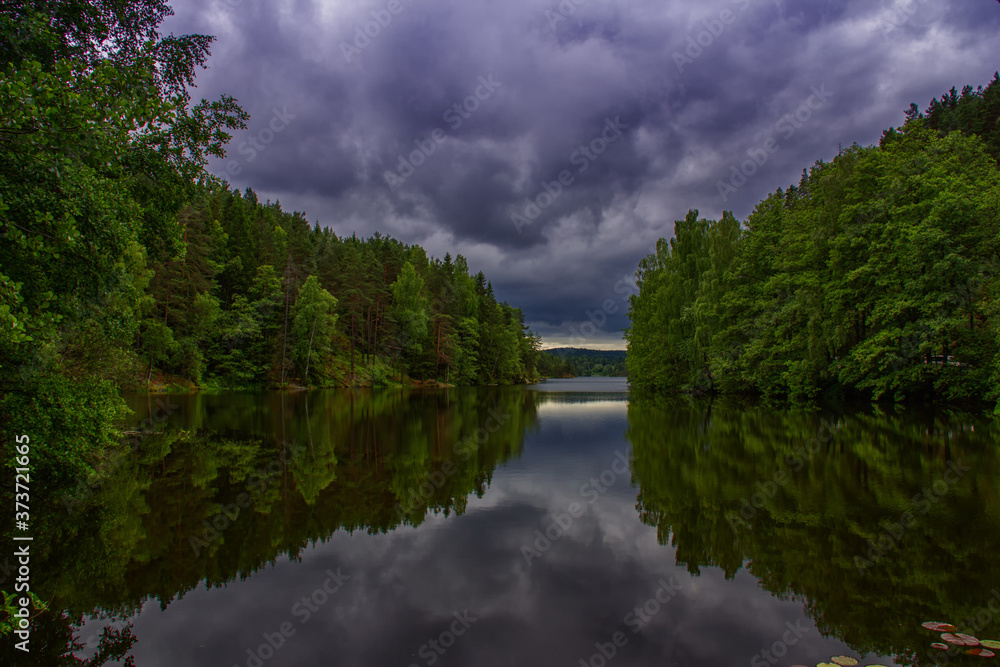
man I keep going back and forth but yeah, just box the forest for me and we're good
[0,2,539,485]
[136,184,541,392]
[626,74,1000,408]
[537,348,627,377]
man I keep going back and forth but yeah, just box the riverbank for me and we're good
[129,368,541,394]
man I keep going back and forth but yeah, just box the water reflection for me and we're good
[6,387,537,665]
[627,396,1000,666]
[4,386,1000,667]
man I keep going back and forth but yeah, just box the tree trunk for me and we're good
[434,318,441,383]
[281,269,291,385]
[365,307,372,365]
[305,315,318,381]
[372,300,380,360]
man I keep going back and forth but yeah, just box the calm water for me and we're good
[9,379,1000,666]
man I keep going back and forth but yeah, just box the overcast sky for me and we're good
[163,0,1000,350]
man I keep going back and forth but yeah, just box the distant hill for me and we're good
[545,347,627,360]
[538,348,627,377]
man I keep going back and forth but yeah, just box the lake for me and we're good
[11,378,1000,666]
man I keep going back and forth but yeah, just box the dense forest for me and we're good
[626,75,1000,408]
[138,184,540,391]
[0,2,539,485]
[537,348,627,377]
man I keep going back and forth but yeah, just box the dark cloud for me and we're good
[163,0,1000,348]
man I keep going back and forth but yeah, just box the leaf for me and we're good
[931,644,949,650]
[982,642,1000,650]
[942,633,980,646]
[966,649,996,658]
[832,658,859,666]
[923,622,958,632]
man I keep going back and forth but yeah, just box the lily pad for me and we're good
[817,663,838,667]
[982,641,1000,650]
[931,643,950,650]
[832,658,859,666]
[966,648,996,658]
[924,622,959,632]
[943,633,981,647]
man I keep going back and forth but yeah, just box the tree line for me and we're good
[140,184,541,390]
[536,348,627,377]
[626,74,1000,408]
[0,1,538,485]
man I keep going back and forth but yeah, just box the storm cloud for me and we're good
[163,0,1000,348]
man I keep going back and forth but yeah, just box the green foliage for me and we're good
[1,590,47,636]
[0,1,242,482]
[390,261,430,355]
[1,376,130,489]
[0,1,540,488]
[291,275,337,383]
[627,78,1000,408]
[538,348,627,377]
[132,191,541,388]
[919,73,1000,163]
